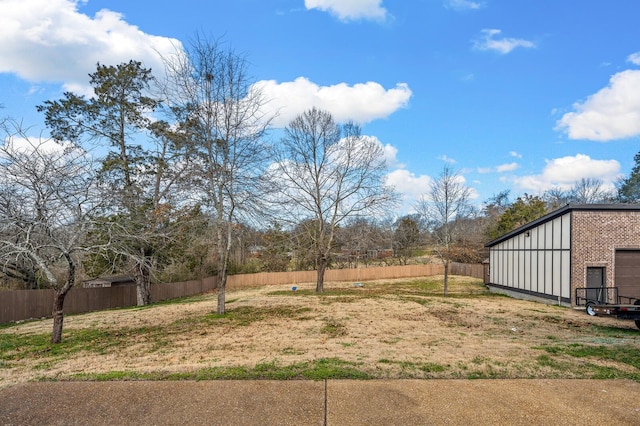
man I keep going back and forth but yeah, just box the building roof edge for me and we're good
[484,203,640,247]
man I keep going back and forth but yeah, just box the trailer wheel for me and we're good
[585,301,597,316]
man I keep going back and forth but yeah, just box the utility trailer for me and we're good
[575,287,640,330]
[585,302,640,329]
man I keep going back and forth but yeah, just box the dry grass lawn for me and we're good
[2,275,639,388]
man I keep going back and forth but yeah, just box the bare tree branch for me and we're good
[417,165,472,296]
[160,34,275,314]
[274,108,397,292]
[0,121,101,342]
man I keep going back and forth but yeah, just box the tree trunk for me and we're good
[51,290,67,344]
[135,263,152,306]
[216,214,234,315]
[217,268,227,315]
[51,255,76,344]
[443,259,449,297]
[316,256,327,293]
[216,238,231,314]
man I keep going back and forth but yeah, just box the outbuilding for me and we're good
[485,204,640,307]
[83,275,136,288]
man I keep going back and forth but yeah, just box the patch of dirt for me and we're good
[1,276,638,388]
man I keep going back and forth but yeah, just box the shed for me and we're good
[83,275,136,288]
[485,204,640,307]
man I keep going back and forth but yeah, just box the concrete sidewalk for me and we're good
[1,380,639,425]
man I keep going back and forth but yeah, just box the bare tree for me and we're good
[0,104,6,129]
[274,108,397,292]
[161,35,273,314]
[258,223,291,272]
[337,217,392,268]
[0,123,99,343]
[569,177,614,204]
[542,187,571,210]
[418,165,472,296]
[393,215,421,265]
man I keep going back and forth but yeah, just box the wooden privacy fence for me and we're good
[0,277,217,324]
[449,262,484,280]
[1,263,482,323]
[226,263,446,289]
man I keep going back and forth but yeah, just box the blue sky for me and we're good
[2,0,640,214]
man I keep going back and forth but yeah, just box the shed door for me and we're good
[615,250,640,302]
[586,267,605,303]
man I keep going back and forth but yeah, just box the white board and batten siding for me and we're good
[489,212,571,301]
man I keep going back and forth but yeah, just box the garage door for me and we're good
[615,250,640,301]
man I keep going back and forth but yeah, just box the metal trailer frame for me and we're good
[576,287,640,330]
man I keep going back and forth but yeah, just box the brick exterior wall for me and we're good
[571,210,640,299]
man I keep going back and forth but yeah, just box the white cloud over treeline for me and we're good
[513,154,621,193]
[256,78,412,127]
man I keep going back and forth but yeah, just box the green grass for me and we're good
[378,358,447,376]
[202,305,314,326]
[531,343,640,380]
[0,328,124,364]
[539,343,640,369]
[320,318,347,338]
[63,358,372,381]
[132,293,212,309]
[268,277,489,300]
[535,353,638,380]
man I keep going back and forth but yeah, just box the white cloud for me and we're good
[461,73,475,82]
[445,0,484,11]
[473,29,536,54]
[305,0,388,22]
[331,134,402,169]
[556,70,640,141]
[454,173,479,200]
[513,154,620,193]
[0,0,181,92]
[478,162,519,174]
[627,52,640,65]
[385,169,432,201]
[384,169,429,215]
[386,167,482,214]
[438,155,456,164]
[496,162,519,173]
[255,77,412,127]
[379,141,404,169]
[509,151,522,159]
[2,136,70,156]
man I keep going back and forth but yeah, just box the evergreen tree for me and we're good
[487,194,547,240]
[618,152,640,203]
[39,61,192,305]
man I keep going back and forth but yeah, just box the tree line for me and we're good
[0,36,397,342]
[2,35,640,343]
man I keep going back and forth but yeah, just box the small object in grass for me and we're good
[353,282,364,287]
[511,327,517,332]
[292,286,297,291]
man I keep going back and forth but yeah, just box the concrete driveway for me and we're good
[1,379,639,425]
